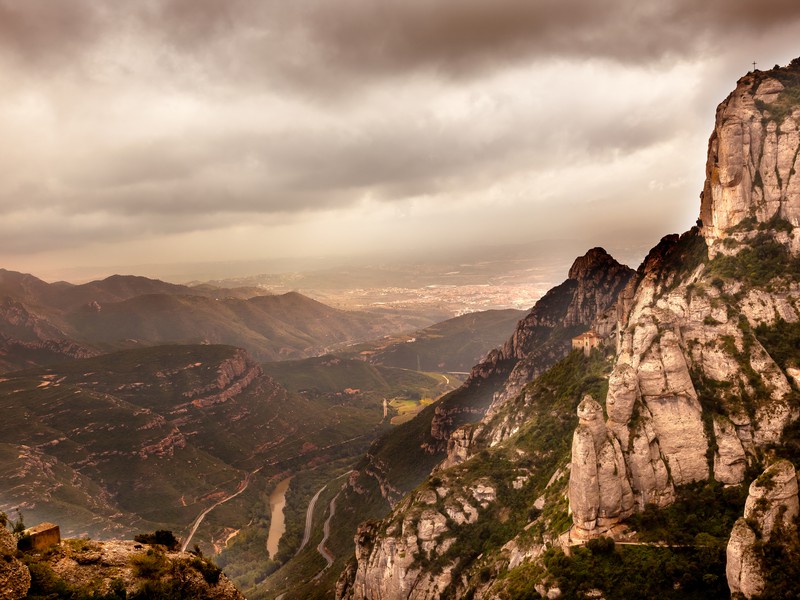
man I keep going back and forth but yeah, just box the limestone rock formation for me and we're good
[486,248,634,411]
[700,61,800,255]
[438,248,634,465]
[726,460,800,598]
[338,59,800,600]
[569,395,634,538]
[19,537,244,599]
[0,525,31,600]
[340,514,455,600]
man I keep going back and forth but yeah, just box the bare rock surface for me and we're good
[727,460,800,598]
[0,526,30,600]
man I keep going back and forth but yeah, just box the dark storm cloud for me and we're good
[3,0,800,86]
[2,0,800,265]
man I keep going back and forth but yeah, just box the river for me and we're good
[266,476,292,559]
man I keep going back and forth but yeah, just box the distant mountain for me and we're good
[64,291,426,361]
[345,309,526,373]
[0,269,430,370]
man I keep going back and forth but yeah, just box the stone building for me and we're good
[18,522,60,551]
[571,330,601,356]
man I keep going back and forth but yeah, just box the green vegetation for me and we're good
[19,541,229,600]
[708,233,800,288]
[754,64,800,125]
[343,309,525,372]
[628,481,747,545]
[407,349,612,597]
[389,397,435,424]
[134,530,180,551]
[261,355,447,398]
[0,343,403,546]
[541,540,728,599]
[753,515,800,599]
[755,318,800,370]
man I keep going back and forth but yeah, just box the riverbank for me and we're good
[266,476,292,559]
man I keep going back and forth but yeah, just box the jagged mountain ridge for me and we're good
[335,59,800,600]
[324,249,633,600]
[340,247,633,507]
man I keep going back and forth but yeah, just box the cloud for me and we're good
[4,1,800,89]
[1,0,799,272]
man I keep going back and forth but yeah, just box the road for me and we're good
[312,490,341,580]
[181,472,254,552]
[296,483,328,555]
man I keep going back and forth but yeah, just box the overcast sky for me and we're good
[2,0,800,282]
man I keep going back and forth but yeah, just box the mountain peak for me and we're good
[568,247,618,280]
[699,57,800,255]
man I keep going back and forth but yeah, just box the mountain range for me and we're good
[0,269,430,369]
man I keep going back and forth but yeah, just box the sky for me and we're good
[2,0,800,282]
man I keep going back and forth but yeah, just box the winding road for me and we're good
[296,483,328,555]
[312,490,341,580]
[181,472,254,552]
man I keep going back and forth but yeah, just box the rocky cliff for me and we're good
[18,536,243,599]
[726,460,800,598]
[700,59,800,255]
[567,60,800,539]
[478,247,633,411]
[0,524,30,600]
[436,248,633,467]
[337,247,633,599]
[337,59,800,600]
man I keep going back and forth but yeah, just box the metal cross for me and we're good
[753,61,757,71]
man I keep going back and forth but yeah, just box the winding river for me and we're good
[266,476,292,559]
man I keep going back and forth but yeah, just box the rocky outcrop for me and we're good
[726,460,800,598]
[569,395,634,538]
[484,248,634,410]
[0,525,30,600]
[700,60,800,255]
[341,513,455,600]
[339,60,800,600]
[182,349,262,408]
[563,62,800,536]
[0,297,96,372]
[21,537,244,599]
[437,248,634,465]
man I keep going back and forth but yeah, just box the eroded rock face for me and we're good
[487,248,634,411]
[700,68,800,254]
[568,222,800,532]
[25,538,243,600]
[569,395,634,537]
[343,517,455,600]
[726,518,764,599]
[563,64,800,539]
[726,460,800,598]
[743,459,799,538]
[439,248,634,462]
[0,525,31,600]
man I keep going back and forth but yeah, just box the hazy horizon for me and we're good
[2,1,800,282]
